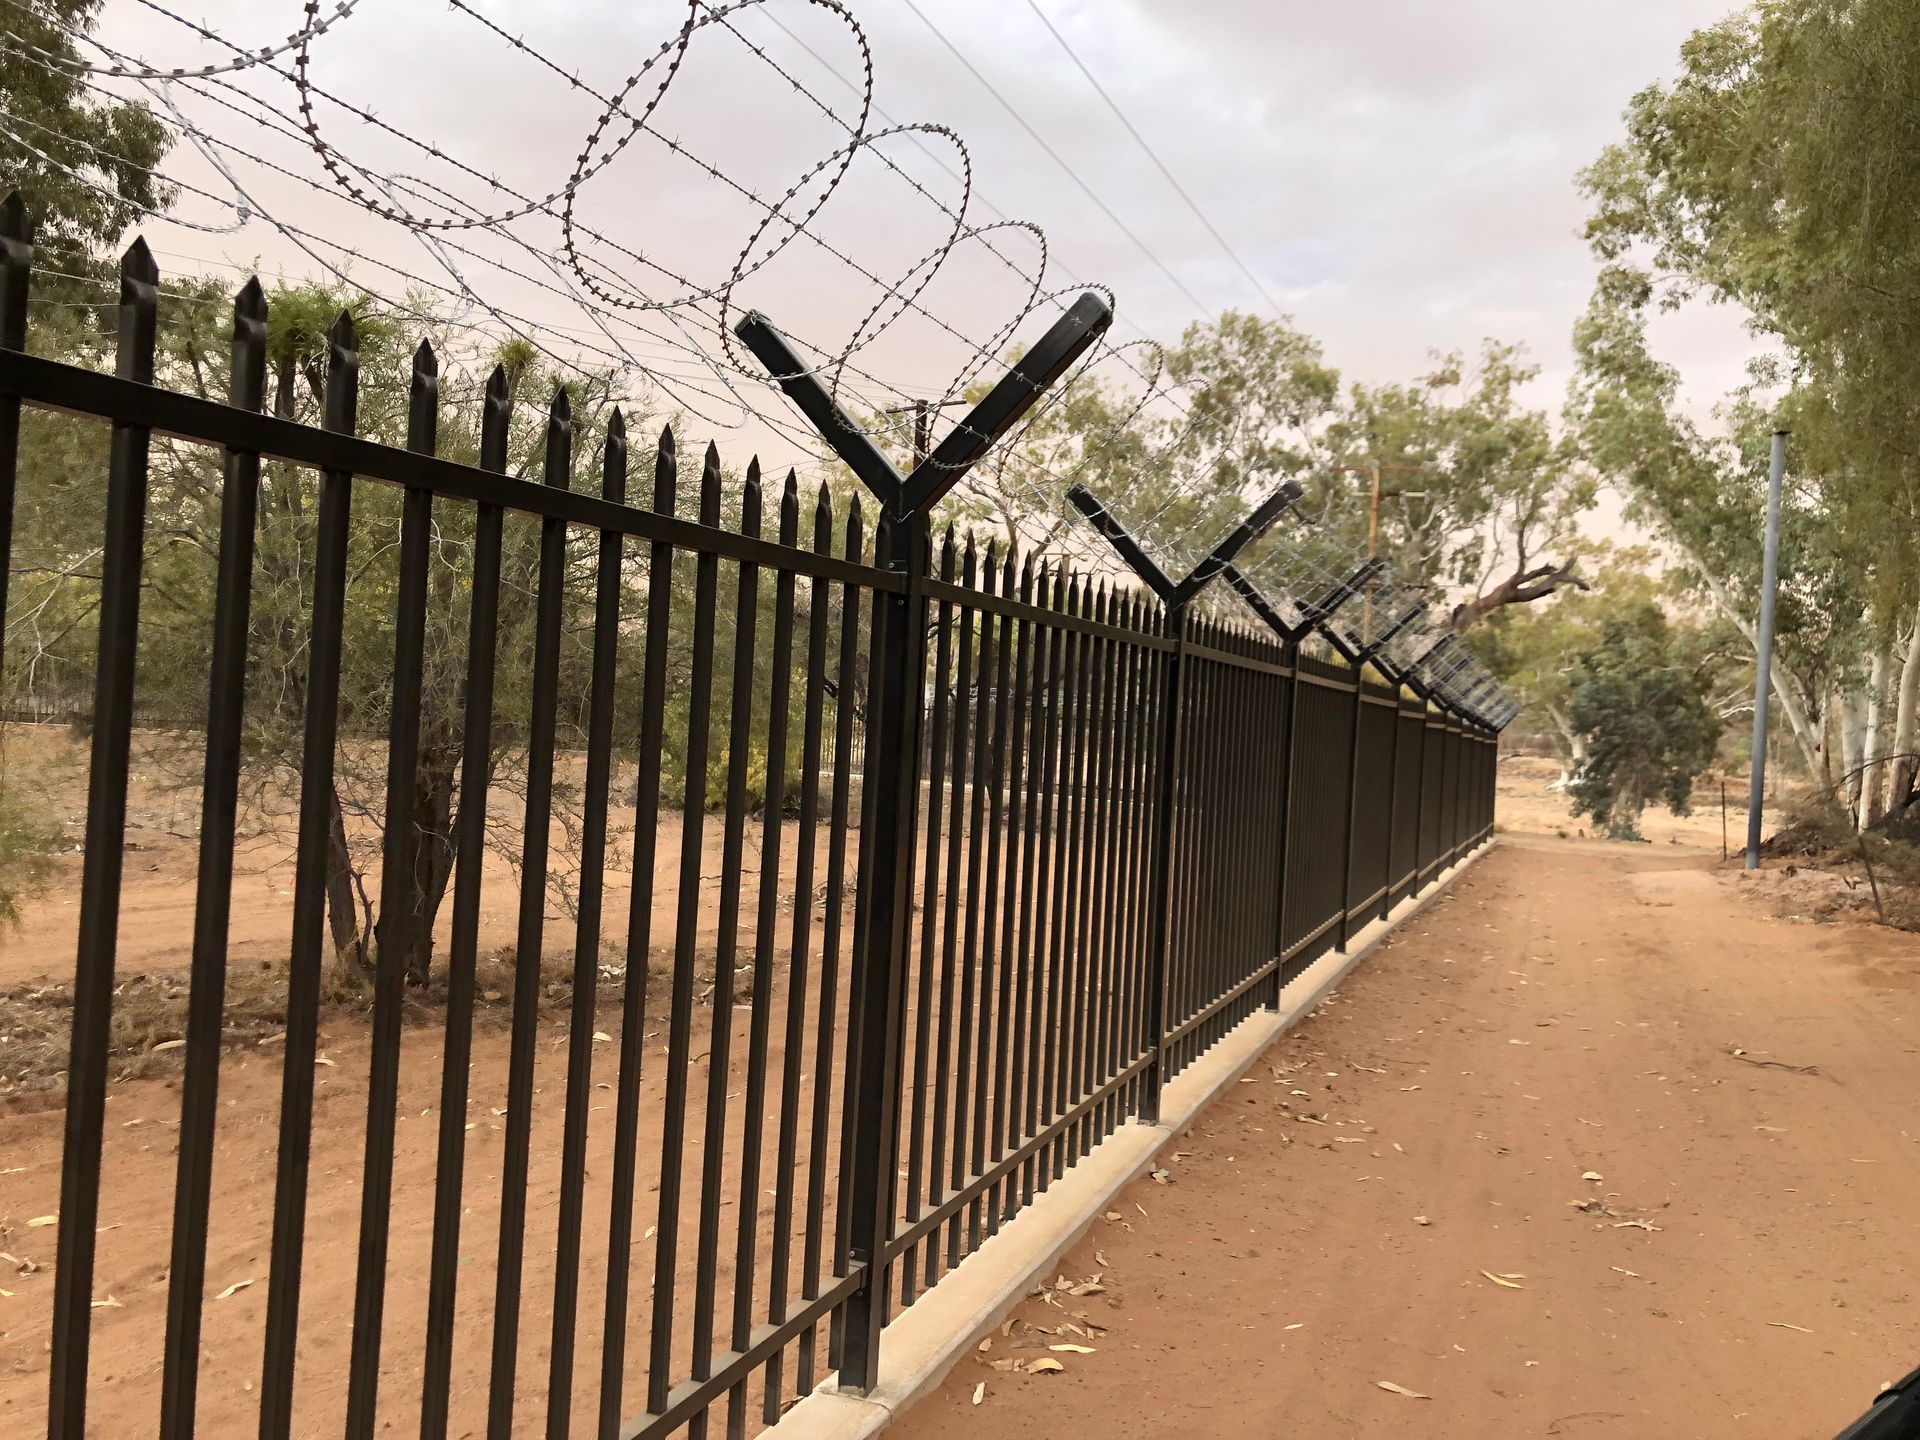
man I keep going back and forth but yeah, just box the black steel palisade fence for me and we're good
[0,198,1499,1440]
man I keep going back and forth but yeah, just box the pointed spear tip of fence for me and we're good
[121,234,157,285]
[983,536,998,570]
[0,191,28,241]
[326,306,356,352]
[234,274,266,321]
[744,455,762,489]
[813,478,831,518]
[485,361,510,405]
[781,467,797,501]
[655,421,675,458]
[1021,550,1036,581]
[605,405,625,442]
[548,384,572,423]
[412,336,437,378]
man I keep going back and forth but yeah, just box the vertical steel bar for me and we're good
[797,496,862,1388]
[546,411,628,1440]
[343,339,439,1440]
[994,556,1036,1220]
[1081,586,1120,1151]
[690,463,763,1440]
[1112,599,1149,1113]
[1381,691,1402,920]
[648,444,725,1411]
[424,372,513,1440]
[1336,671,1366,952]
[1056,580,1095,1162]
[1014,561,1053,1205]
[158,277,266,1440]
[762,481,831,1419]
[1140,600,1185,1125]
[901,528,955,1301]
[945,545,994,1261]
[931,540,977,1264]
[1040,574,1084,1173]
[730,471,798,1435]
[1275,652,1305,963]
[256,307,357,1440]
[487,389,574,1440]
[985,546,1025,1226]
[49,240,158,1440]
[968,557,1012,1240]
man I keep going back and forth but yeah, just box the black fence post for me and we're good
[1064,480,1299,1116]
[736,294,1111,1393]
[1144,603,1187,1123]
[1267,638,1302,1007]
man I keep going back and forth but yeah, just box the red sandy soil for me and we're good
[893,806,1920,1438]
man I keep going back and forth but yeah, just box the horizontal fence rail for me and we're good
[0,204,1498,1440]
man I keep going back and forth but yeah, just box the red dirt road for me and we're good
[892,837,1920,1440]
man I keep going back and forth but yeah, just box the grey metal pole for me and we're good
[1746,429,1787,869]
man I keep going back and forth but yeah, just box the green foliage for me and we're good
[1566,603,1720,839]
[0,771,58,924]
[1574,0,1920,784]
[0,0,173,283]
[930,310,1590,630]
[1321,343,1593,623]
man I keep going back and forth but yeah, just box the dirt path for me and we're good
[891,837,1920,1440]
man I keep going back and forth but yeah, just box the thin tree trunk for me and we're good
[1545,701,1586,789]
[1888,610,1920,813]
[325,788,367,969]
[1864,638,1892,826]
[1840,682,1866,825]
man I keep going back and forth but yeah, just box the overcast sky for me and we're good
[101,0,1757,480]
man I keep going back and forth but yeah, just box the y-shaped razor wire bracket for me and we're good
[1064,479,1303,610]
[735,292,1113,520]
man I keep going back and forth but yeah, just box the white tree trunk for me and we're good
[1840,681,1866,825]
[1544,701,1587,789]
[1673,538,1826,783]
[1864,636,1893,826]
[1889,609,1920,813]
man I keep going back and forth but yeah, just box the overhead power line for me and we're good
[894,0,1217,318]
[1020,0,1292,320]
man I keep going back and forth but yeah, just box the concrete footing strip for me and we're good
[765,840,1495,1440]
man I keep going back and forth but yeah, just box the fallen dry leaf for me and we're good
[1049,1344,1095,1354]
[1480,1270,1525,1289]
[25,1216,56,1228]
[1027,1358,1065,1375]
[971,1381,985,1406]
[593,1031,612,1043]
[1376,1380,1430,1399]
[90,1294,121,1309]
[1767,1322,1812,1333]
[214,1278,255,1301]
[151,1039,186,1053]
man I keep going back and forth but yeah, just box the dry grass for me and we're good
[0,941,733,1099]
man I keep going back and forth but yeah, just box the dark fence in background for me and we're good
[0,208,1497,1440]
